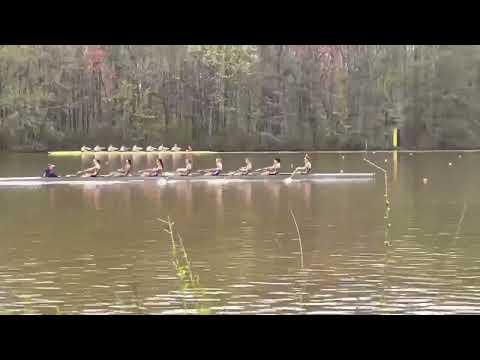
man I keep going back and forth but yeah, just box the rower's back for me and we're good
[92,160,101,177]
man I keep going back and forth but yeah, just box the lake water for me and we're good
[0,151,479,314]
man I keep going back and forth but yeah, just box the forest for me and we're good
[0,45,478,151]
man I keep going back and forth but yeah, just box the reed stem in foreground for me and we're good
[290,209,304,269]
[363,157,392,247]
[456,201,468,237]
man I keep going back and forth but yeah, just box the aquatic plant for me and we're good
[289,209,304,269]
[158,216,212,314]
[363,156,392,247]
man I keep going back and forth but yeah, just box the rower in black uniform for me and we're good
[42,164,58,177]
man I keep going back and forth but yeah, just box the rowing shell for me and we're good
[0,173,375,186]
[48,150,214,156]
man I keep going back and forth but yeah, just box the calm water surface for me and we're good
[0,151,479,314]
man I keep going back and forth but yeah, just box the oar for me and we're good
[251,166,269,174]
[197,168,216,174]
[66,168,93,177]
[226,170,244,176]
[284,169,299,182]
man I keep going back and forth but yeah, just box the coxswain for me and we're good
[42,164,58,178]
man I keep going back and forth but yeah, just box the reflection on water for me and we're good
[1,151,480,314]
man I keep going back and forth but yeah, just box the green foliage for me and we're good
[1,45,480,151]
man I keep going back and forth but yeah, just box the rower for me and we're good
[262,158,281,175]
[209,158,223,176]
[42,164,58,178]
[171,144,182,152]
[293,154,312,175]
[108,145,119,152]
[158,144,169,151]
[132,145,143,152]
[93,145,105,152]
[81,145,92,152]
[140,157,164,177]
[119,145,130,152]
[105,159,132,177]
[176,159,193,176]
[77,158,102,177]
[186,145,193,152]
[237,158,253,175]
[146,146,157,152]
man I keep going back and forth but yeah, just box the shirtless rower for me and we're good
[104,159,133,177]
[206,158,223,176]
[292,154,312,175]
[74,158,102,177]
[139,157,164,177]
[236,158,253,175]
[176,159,193,176]
[261,158,281,175]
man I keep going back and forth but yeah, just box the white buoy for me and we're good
[384,159,388,163]
[423,178,428,184]
[340,169,344,173]
[448,162,453,166]
[341,155,345,159]
[409,153,413,156]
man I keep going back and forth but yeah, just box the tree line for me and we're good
[0,45,478,151]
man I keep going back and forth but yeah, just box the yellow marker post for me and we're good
[393,128,398,148]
